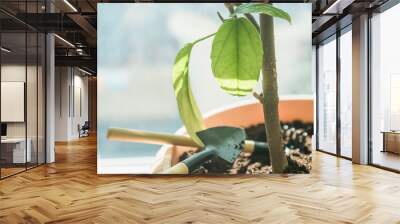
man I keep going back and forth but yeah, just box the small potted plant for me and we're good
[171,3,302,173]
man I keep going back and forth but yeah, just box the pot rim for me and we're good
[175,94,313,135]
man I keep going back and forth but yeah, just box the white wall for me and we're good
[71,73,89,138]
[55,66,69,141]
[55,67,89,141]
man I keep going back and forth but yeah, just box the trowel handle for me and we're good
[243,140,269,154]
[107,127,201,148]
[162,163,190,174]
[162,148,216,174]
[107,127,266,154]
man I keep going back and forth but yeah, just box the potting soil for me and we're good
[178,121,313,174]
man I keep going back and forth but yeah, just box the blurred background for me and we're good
[97,3,312,174]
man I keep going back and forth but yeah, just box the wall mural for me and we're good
[98,3,313,175]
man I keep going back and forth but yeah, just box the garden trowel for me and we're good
[163,126,246,174]
[107,127,268,155]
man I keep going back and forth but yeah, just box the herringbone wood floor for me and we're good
[1,135,400,224]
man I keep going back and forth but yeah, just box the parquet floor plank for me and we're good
[0,135,400,223]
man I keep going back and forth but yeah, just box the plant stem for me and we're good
[231,2,259,32]
[259,13,287,173]
[224,3,236,17]
[193,33,215,45]
[244,13,260,32]
[217,11,225,22]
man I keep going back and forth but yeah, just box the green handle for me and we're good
[181,147,216,173]
[251,141,270,165]
[253,141,268,154]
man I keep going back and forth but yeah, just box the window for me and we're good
[339,28,352,158]
[371,3,400,171]
[317,36,337,154]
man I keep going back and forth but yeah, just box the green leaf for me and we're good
[173,43,205,146]
[233,3,291,24]
[211,17,263,96]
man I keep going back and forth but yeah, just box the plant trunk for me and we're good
[259,14,287,173]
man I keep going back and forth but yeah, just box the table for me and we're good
[381,131,400,154]
[1,138,32,164]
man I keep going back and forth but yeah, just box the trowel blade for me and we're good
[196,126,246,163]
